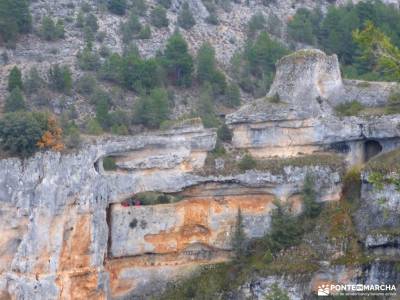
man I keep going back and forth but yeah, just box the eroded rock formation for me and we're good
[1,49,400,299]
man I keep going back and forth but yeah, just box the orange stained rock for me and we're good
[58,271,105,300]
[144,194,274,253]
[59,215,92,271]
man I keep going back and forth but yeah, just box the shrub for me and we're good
[36,116,64,152]
[138,25,151,39]
[335,100,364,116]
[150,6,169,28]
[8,66,23,91]
[343,167,361,202]
[86,118,103,135]
[103,157,117,170]
[205,12,219,25]
[238,154,257,171]
[385,89,400,114]
[120,13,142,43]
[265,284,290,300]
[48,65,72,94]
[131,0,147,16]
[63,124,81,149]
[76,74,97,95]
[217,124,233,142]
[178,2,196,30]
[40,17,64,41]
[77,46,100,71]
[107,0,127,15]
[158,0,171,9]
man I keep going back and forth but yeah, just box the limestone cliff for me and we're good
[1,49,400,299]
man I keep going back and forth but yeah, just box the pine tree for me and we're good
[0,0,32,45]
[5,87,26,112]
[151,6,169,28]
[198,84,219,128]
[162,32,194,87]
[232,208,246,260]
[24,67,45,95]
[134,88,169,128]
[8,66,23,91]
[48,65,72,94]
[302,173,321,218]
[197,42,216,83]
[178,2,195,30]
[107,0,127,15]
[0,112,44,157]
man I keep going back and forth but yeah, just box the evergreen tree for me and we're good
[158,0,171,9]
[4,87,26,112]
[120,13,142,43]
[266,201,303,253]
[196,42,227,95]
[197,42,216,83]
[247,12,266,39]
[0,112,45,157]
[99,53,123,83]
[131,0,147,16]
[95,96,111,129]
[77,46,101,71]
[302,174,321,218]
[150,6,169,28]
[24,67,45,95]
[8,66,23,91]
[197,84,218,128]
[85,13,99,33]
[134,88,169,128]
[162,32,194,87]
[223,83,241,107]
[48,65,72,94]
[217,124,233,142]
[40,16,64,41]
[177,2,196,30]
[107,0,127,15]
[287,8,316,45]
[232,208,246,260]
[0,0,32,45]
[353,22,400,81]
[86,118,103,135]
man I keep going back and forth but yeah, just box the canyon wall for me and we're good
[1,49,400,299]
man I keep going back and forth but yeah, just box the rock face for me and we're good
[0,120,343,299]
[227,49,400,163]
[1,48,400,299]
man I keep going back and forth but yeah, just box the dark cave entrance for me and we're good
[364,140,382,162]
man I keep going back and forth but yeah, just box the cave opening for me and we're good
[364,140,382,162]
